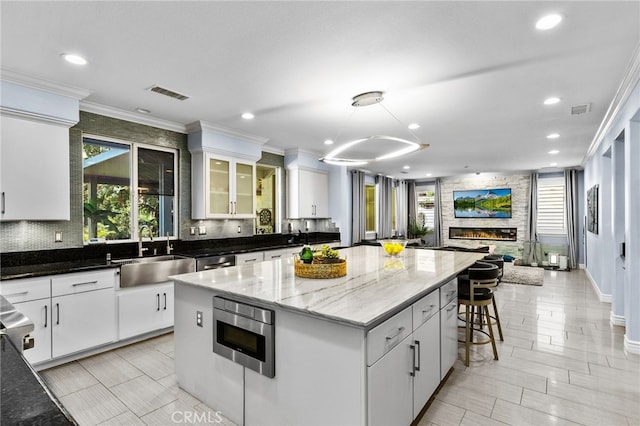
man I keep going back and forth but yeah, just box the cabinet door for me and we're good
[440,299,459,380]
[367,334,414,426]
[118,284,172,340]
[234,161,255,216]
[13,299,52,365]
[207,156,231,216]
[412,315,440,418]
[52,288,116,358]
[0,116,70,221]
[298,169,328,217]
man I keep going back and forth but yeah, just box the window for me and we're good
[537,176,565,234]
[416,185,435,229]
[365,183,376,233]
[83,136,177,243]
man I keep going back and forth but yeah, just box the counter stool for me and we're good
[457,261,500,366]
[480,255,505,341]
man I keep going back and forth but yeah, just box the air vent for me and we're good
[147,85,189,101]
[571,103,591,115]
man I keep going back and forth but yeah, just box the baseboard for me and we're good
[584,268,612,303]
[610,311,626,327]
[578,263,586,269]
[624,334,640,355]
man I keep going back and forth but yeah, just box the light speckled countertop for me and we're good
[171,246,483,328]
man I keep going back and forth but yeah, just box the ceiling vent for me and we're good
[571,103,591,115]
[147,85,189,101]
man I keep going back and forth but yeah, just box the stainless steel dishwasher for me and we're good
[196,255,236,271]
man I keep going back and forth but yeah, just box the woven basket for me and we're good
[294,258,347,279]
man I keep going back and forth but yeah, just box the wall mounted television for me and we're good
[453,188,512,218]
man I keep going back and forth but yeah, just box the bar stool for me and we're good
[457,261,500,366]
[480,254,504,341]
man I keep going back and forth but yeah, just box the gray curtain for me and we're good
[523,172,542,265]
[351,170,365,245]
[565,169,578,270]
[395,180,408,238]
[377,175,393,238]
[434,178,443,247]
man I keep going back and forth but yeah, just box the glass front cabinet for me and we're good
[200,153,256,218]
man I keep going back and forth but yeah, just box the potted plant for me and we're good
[408,217,431,239]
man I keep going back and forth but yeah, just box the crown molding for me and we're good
[583,42,640,165]
[186,120,269,145]
[1,68,92,100]
[80,101,187,133]
[261,144,285,155]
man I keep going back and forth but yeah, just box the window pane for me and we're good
[416,185,435,229]
[138,147,175,237]
[537,178,566,234]
[83,138,131,242]
[391,187,397,231]
[365,184,376,232]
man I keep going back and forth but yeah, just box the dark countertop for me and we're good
[0,334,76,425]
[0,233,341,280]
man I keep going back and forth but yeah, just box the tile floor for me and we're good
[41,268,640,425]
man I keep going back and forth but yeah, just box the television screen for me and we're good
[453,188,512,218]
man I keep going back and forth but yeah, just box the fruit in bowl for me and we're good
[379,239,408,256]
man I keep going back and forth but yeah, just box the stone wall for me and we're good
[440,173,530,258]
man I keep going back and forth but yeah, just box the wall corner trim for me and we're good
[624,335,640,355]
[584,268,612,303]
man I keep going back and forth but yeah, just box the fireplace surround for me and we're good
[449,227,517,241]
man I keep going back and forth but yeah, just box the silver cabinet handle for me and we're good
[163,292,167,310]
[385,326,405,341]
[44,305,48,328]
[4,291,29,298]
[422,304,437,315]
[447,303,457,312]
[409,344,416,376]
[414,340,421,372]
[156,294,160,311]
[72,280,98,287]
[1,192,5,215]
[56,303,60,325]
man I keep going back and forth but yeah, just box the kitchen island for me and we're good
[172,246,483,425]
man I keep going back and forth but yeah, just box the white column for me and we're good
[611,138,625,326]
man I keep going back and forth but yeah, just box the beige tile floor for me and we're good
[41,268,640,425]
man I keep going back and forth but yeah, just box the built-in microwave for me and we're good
[212,296,275,378]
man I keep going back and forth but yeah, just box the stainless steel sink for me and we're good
[114,255,195,288]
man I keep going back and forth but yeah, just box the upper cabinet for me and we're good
[188,121,267,220]
[0,78,88,221]
[287,168,329,218]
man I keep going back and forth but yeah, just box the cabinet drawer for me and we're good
[440,278,457,307]
[0,277,50,302]
[51,269,116,297]
[367,306,412,366]
[412,290,439,329]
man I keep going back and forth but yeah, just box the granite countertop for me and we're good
[0,334,76,425]
[171,246,483,329]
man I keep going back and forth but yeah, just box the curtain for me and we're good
[407,179,417,229]
[377,175,393,239]
[523,172,542,265]
[434,178,443,247]
[351,170,366,245]
[395,180,408,238]
[565,169,579,270]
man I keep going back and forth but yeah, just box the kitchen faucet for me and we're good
[138,225,154,257]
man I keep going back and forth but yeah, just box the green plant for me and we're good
[408,217,431,238]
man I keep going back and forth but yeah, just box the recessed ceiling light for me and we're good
[544,97,561,105]
[136,108,150,114]
[324,139,334,145]
[548,149,560,155]
[546,133,560,139]
[241,112,254,120]
[403,165,410,170]
[425,173,432,177]
[62,53,87,65]
[536,13,563,31]
[550,162,558,167]
[408,123,420,130]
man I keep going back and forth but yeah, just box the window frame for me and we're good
[82,134,179,244]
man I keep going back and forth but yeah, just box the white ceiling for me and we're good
[2,1,639,179]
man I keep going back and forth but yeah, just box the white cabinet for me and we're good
[0,269,117,364]
[287,168,329,218]
[367,290,441,424]
[440,279,459,380]
[191,151,256,219]
[0,115,70,221]
[235,251,264,265]
[0,277,52,364]
[117,282,174,340]
[50,270,116,358]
